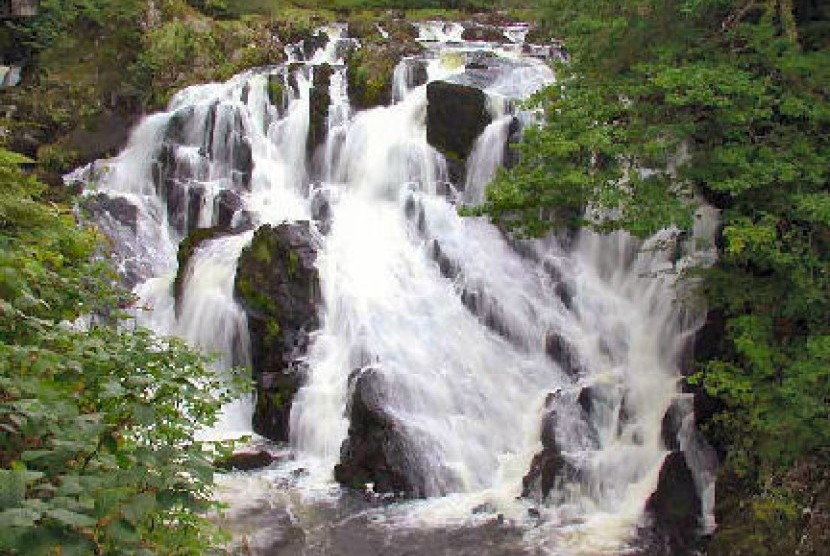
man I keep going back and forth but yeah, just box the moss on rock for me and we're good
[233,222,320,441]
[346,41,422,110]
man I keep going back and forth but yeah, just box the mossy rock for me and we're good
[233,222,320,441]
[346,42,422,110]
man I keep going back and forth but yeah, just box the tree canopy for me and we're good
[484,1,829,551]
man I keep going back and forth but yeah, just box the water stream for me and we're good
[73,21,718,555]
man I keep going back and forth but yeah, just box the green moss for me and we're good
[265,318,282,340]
[267,78,286,108]
[287,250,300,277]
[345,46,404,110]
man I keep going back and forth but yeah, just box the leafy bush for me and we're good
[0,148,240,554]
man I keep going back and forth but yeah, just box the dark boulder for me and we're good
[213,189,245,230]
[186,185,206,232]
[504,116,522,169]
[234,222,320,441]
[334,367,424,496]
[409,60,428,89]
[577,382,619,418]
[308,63,334,156]
[643,452,701,555]
[522,394,581,499]
[426,81,491,165]
[216,449,278,471]
[544,331,582,378]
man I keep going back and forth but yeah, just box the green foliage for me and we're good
[487,0,829,549]
[0,148,240,554]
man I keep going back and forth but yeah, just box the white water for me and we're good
[77,22,716,554]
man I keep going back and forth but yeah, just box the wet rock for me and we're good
[544,331,582,378]
[504,116,522,169]
[432,240,458,280]
[680,309,727,454]
[409,60,429,89]
[216,449,277,471]
[383,19,419,42]
[186,185,206,232]
[308,63,334,155]
[426,81,491,164]
[213,189,245,230]
[310,187,333,234]
[347,19,384,42]
[522,394,581,499]
[335,367,423,496]
[234,222,320,441]
[165,179,188,234]
[461,25,508,43]
[81,193,138,233]
[644,452,701,555]
[229,126,253,190]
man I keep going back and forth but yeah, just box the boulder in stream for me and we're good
[335,367,426,497]
[308,63,334,155]
[234,222,320,441]
[642,451,702,555]
[426,81,491,164]
[522,392,582,499]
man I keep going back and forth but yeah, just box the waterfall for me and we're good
[76,21,716,554]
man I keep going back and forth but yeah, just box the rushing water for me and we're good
[74,20,718,555]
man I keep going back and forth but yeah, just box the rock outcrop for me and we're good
[334,367,425,496]
[234,222,320,441]
[346,41,423,110]
[643,452,702,555]
[152,103,253,234]
[426,81,491,170]
[522,392,584,500]
[308,63,334,155]
[215,449,278,472]
[544,331,583,378]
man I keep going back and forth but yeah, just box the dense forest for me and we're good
[1,0,827,554]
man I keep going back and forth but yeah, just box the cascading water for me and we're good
[75,20,717,555]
